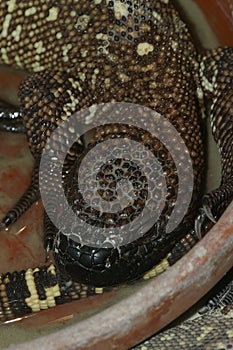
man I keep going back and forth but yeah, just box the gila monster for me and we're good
[0,0,232,348]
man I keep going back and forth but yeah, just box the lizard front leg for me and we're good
[1,69,90,233]
[196,47,233,234]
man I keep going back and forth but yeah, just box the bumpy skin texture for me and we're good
[133,311,233,350]
[0,264,96,321]
[0,0,232,347]
[0,0,205,283]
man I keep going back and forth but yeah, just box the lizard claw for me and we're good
[45,243,52,262]
[195,182,233,239]
[0,159,41,230]
[194,209,206,240]
[194,205,216,240]
[44,212,57,263]
[202,202,217,224]
[0,222,7,231]
[1,211,18,228]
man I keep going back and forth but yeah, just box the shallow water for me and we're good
[0,0,223,348]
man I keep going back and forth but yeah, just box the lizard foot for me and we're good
[0,100,26,133]
[1,158,41,229]
[44,212,59,262]
[195,181,233,239]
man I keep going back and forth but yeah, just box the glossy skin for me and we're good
[0,0,232,325]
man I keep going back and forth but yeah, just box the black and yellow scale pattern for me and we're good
[0,263,99,322]
[0,0,232,348]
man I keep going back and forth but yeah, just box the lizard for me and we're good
[0,0,232,347]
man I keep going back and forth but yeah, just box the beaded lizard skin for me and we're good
[0,0,232,348]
